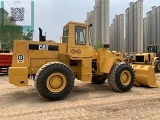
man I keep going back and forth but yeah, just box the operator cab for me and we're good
[61,21,94,58]
[148,46,156,53]
[148,45,160,57]
[62,21,91,46]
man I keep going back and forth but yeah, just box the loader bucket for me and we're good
[131,64,158,87]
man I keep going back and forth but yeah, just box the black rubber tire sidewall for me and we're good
[108,63,135,92]
[154,60,160,73]
[115,64,135,92]
[35,63,74,101]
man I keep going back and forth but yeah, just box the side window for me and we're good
[157,46,160,53]
[75,26,86,45]
[89,26,92,46]
[62,26,69,43]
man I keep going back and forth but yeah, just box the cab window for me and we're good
[62,26,69,43]
[75,26,86,45]
[148,46,156,53]
[157,46,160,52]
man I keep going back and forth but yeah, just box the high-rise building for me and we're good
[85,0,109,46]
[109,22,114,50]
[143,6,160,52]
[101,0,109,44]
[0,8,16,25]
[86,11,96,46]
[0,8,8,25]
[125,8,130,53]
[156,7,160,44]
[125,0,143,53]
[143,18,148,52]
[110,14,124,51]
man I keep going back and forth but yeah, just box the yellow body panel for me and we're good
[97,48,123,74]
[135,53,156,64]
[9,67,28,86]
[77,58,92,82]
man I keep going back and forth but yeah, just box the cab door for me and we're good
[68,24,93,58]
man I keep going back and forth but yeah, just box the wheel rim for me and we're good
[46,73,66,93]
[120,70,131,86]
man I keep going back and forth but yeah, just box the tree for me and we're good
[95,41,103,51]
[0,25,23,49]
[22,29,34,40]
[0,16,23,49]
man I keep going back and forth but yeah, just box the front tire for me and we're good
[154,59,160,73]
[108,62,135,92]
[35,62,75,101]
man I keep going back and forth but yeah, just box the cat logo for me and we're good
[39,45,49,50]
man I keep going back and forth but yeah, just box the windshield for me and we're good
[62,26,69,43]
[148,46,156,53]
[75,26,86,45]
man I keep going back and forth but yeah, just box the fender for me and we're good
[152,57,159,65]
[101,57,123,73]
[97,48,123,73]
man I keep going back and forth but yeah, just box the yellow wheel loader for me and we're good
[9,22,157,101]
[147,45,160,73]
[123,48,159,87]
[130,53,158,87]
[125,45,160,73]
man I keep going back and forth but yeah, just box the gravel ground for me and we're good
[0,74,160,120]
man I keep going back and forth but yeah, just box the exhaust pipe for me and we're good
[39,27,46,42]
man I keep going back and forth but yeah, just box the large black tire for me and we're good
[154,59,160,73]
[108,62,135,92]
[35,62,75,101]
[91,74,107,84]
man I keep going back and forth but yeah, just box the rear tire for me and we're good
[91,74,107,84]
[108,62,135,92]
[35,62,75,101]
[154,59,160,73]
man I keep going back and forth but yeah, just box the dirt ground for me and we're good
[0,75,160,120]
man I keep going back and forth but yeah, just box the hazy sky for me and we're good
[2,0,160,42]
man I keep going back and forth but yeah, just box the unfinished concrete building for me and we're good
[110,14,124,51]
[143,6,160,52]
[109,22,114,50]
[143,18,148,52]
[85,11,96,46]
[125,0,143,53]
[85,0,109,46]
[156,7,160,45]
